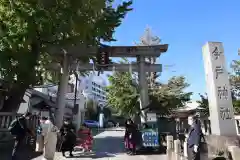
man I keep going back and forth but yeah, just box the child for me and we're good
[75,123,93,152]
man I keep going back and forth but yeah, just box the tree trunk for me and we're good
[0,41,40,112]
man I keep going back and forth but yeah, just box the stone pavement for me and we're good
[1,128,167,160]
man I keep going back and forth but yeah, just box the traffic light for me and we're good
[97,47,110,67]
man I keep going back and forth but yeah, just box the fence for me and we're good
[0,112,18,132]
[0,112,39,131]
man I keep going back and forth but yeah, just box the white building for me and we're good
[33,73,107,130]
[75,73,107,106]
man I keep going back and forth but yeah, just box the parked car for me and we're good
[84,120,99,128]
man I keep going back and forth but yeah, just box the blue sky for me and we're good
[103,0,240,100]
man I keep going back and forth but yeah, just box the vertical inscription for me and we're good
[219,107,232,120]
[217,85,228,100]
[215,66,224,79]
[212,46,222,60]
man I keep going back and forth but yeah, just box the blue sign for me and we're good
[142,131,159,147]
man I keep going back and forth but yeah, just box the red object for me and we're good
[76,128,93,150]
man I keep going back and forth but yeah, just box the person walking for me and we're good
[75,123,93,152]
[41,116,58,160]
[124,119,137,155]
[60,119,76,157]
[124,119,131,153]
[8,112,33,160]
[35,117,47,153]
[187,115,203,160]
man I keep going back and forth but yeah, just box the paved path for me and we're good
[1,128,167,160]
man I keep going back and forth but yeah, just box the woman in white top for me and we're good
[41,117,58,160]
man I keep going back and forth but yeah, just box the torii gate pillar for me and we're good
[138,56,149,123]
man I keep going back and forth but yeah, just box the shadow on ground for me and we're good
[136,145,167,155]
[0,141,42,160]
[91,128,105,137]
[69,151,115,159]
[92,136,125,155]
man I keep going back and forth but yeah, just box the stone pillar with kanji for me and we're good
[202,42,236,135]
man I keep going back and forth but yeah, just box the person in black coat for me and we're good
[187,115,203,160]
[124,119,137,155]
[10,112,33,160]
[60,119,76,157]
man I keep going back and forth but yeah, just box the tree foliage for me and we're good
[106,58,192,117]
[230,60,240,113]
[149,76,192,115]
[107,65,139,117]
[0,0,132,111]
[196,93,209,116]
[85,99,98,120]
[230,60,240,95]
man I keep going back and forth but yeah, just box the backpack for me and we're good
[8,117,24,135]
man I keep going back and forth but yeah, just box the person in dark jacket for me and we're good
[124,119,137,155]
[11,112,33,160]
[60,119,76,157]
[124,120,130,152]
[187,115,203,160]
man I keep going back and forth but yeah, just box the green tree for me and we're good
[149,76,192,115]
[107,57,192,117]
[106,58,139,117]
[85,99,98,120]
[196,93,209,116]
[230,60,240,94]
[230,60,240,113]
[0,0,132,111]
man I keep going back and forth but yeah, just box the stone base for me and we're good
[205,135,240,158]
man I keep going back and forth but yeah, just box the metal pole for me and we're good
[73,72,78,107]
[55,54,70,127]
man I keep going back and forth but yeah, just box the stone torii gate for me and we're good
[49,44,168,127]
